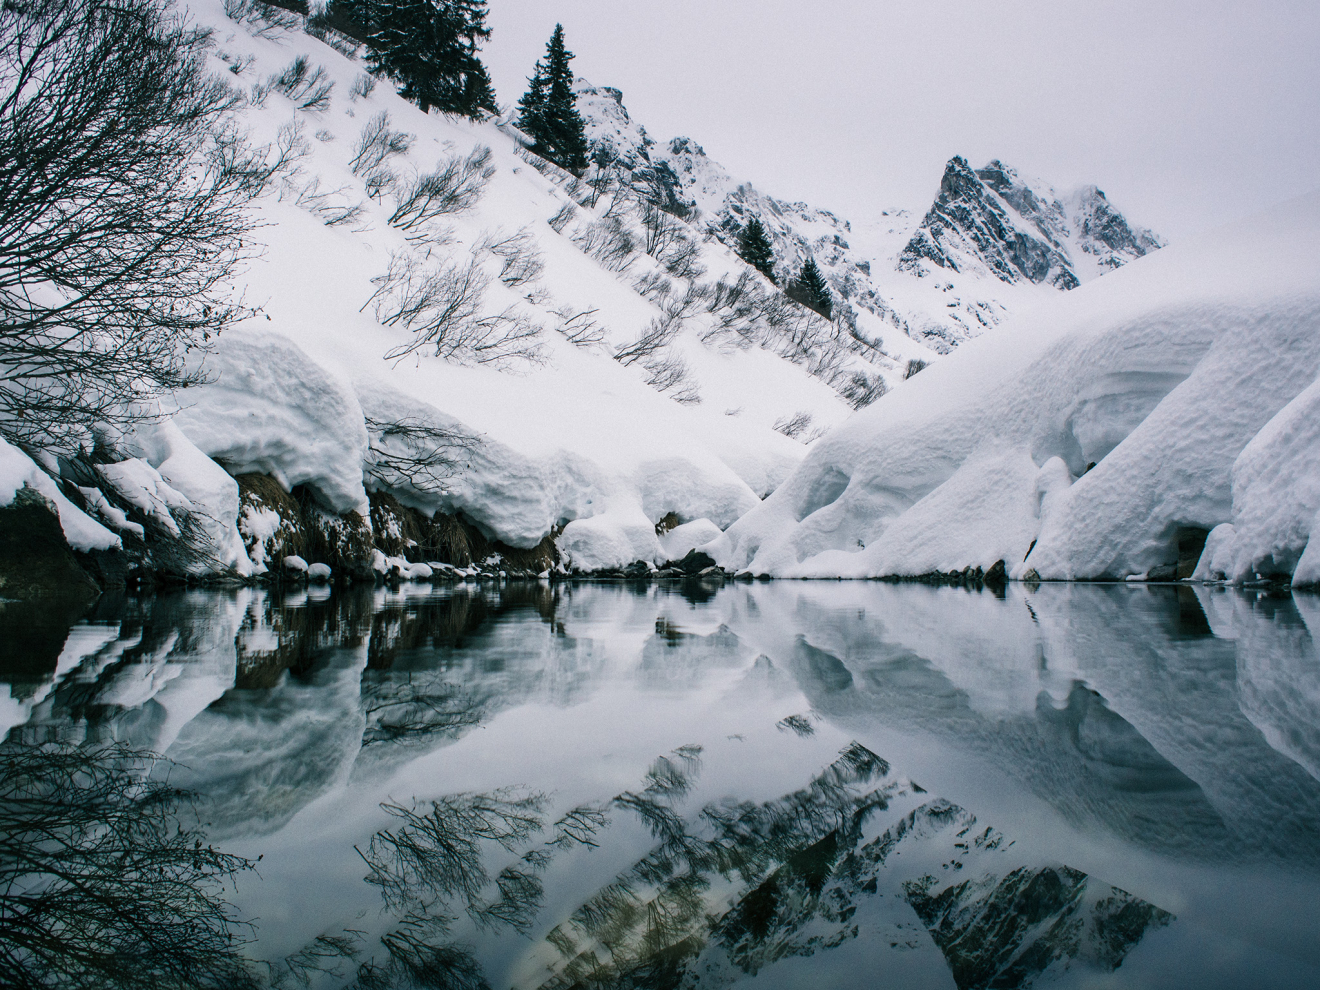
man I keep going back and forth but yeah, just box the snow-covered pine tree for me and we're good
[357,0,497,118]
[737,216,777,284]
[517,24,588,174]
[789,256,833,319]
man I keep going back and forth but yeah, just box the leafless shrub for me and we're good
[303,19,359,58]
[905,357,928,379]
[838,370,887,409]
[367,253,486,357]
[614,315,680,366]
[348,111,413,176]
[633,271,672,305]
[265,55,334,111]
[349,72,376,100]
[659,235,705,281]
[0,0,296,448]
[389,145,494,230]
[218,50,254,75]
[314,127,334,142]
[478,227,545,287]
[641,201,682,258]
[772,411,815,440]
[551,306,607,347]
[283,176,367,228]
[364,416,481,496]
[362,165,397,202]
[582,155,617,208]
[661,280,710,325]
[224,0,300,38]
[639,351,701,404]
[573,216,636,273]
[547,201,577,233]
[366,253,543,366]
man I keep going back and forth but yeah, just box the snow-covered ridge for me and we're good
[572,82,1164,355]
[708,191,1320,586]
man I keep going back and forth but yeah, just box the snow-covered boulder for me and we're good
[713,192,1320,581]
[171,328,370,516]
[114,418,253,576]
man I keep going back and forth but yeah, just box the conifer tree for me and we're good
[737,216,777,284]
[518,24,589,174]
[353,0,498,118]
[789,256,833,319]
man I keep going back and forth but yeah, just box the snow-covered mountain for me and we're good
[572,81,1163,353]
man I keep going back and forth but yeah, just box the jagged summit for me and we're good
[572,81,1163,353]
[899,156,1163,289]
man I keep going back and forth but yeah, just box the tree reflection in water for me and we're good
[0,743,260,990]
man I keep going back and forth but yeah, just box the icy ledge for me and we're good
[708,192,1320,586]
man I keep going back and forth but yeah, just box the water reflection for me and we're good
[1,581,1319,988]
[0,743,259,989]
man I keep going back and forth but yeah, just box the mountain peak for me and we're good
[898,156,1161,289]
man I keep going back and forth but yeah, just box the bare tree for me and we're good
[547,201,577,234]
[477,227,545,287]
[0,0,290,449]
[838,370,887,409]
[389,146,494,231]
[255,55,334,111]
[572,216,636,273]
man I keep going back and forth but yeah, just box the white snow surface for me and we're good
[711,192,1320,581]
[149,2,858,569]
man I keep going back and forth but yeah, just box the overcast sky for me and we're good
[479,0,1320,242]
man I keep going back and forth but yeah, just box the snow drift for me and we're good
[712,192,1320,585]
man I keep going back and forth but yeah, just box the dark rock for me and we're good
[1176,526,1209,580]
[669,549,717,575]
[984,559,1007,586]
[623,560,652,579]
[1147,563,1179,582]
[0,487,100,604]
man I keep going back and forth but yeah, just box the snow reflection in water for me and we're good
[2,581,1319,989]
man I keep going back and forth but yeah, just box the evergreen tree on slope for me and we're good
[789,256,833,319]
[737,216,777,284]
[353,0,498,118]
[517,24,588,174]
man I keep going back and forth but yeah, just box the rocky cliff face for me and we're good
[899,157,1164,289]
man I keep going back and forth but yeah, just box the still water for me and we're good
[2,580,1319,989]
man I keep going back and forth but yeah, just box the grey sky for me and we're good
[481,0,1320,242]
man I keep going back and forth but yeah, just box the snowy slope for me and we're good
[46,0,912,574]
[709,191,1320,585]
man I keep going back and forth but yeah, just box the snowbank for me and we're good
[171,328,371,515]
[713,192,1320,580]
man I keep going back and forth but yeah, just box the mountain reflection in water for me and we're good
[1,581,1318,989]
